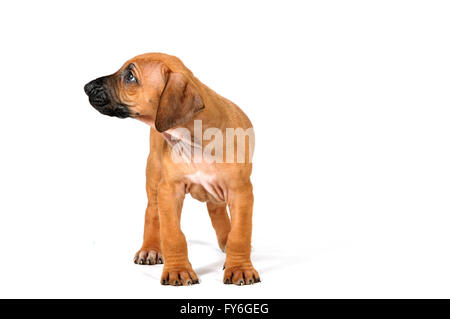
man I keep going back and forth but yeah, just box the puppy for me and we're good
[84,53,259,286]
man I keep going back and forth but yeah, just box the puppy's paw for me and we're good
[223,266,260,285]
[134,248,164,265]
[160,266,199,286]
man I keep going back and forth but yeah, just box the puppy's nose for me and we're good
[84,77,106,95]
[84,81,96,95]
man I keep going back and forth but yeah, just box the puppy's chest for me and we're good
[185,171,226,203]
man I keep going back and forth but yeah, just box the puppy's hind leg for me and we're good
[207,201,231,252]
[223,182,260,285]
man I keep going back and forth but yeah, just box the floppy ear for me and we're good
[155,72,204,132]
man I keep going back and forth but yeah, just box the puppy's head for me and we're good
[84,54,204,132]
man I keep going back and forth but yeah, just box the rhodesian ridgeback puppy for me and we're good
[84,53,259,286]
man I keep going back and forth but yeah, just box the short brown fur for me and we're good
[90,53,259,286]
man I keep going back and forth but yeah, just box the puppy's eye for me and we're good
[124,71,136,84]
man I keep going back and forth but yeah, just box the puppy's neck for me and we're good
[136,115,155,127]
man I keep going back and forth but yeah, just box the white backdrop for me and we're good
[0,0,449,298]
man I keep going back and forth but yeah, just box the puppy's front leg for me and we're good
[158,180,199,286]
[134,154,162,265]
[224,182,260,285]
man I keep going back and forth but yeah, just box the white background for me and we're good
[0,0,449,298]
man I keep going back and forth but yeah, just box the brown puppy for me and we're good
[84,53,259,286]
